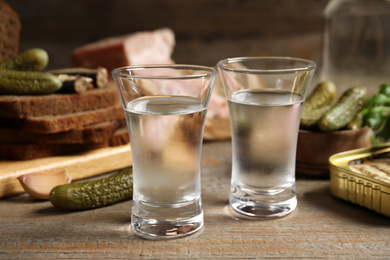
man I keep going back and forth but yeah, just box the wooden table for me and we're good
[1,140,389,259]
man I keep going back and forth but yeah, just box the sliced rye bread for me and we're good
[0,127,130,160]
[0,120,124,144]
[0,0,21,62]
[1,104,125,133]
[0,86,120,118]
[108,127,129,146]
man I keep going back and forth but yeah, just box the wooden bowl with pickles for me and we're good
[296,81,372,177]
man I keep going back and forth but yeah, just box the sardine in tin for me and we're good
[329,144,390,218]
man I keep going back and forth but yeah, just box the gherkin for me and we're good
[0,48,49,71]
[0,69,62,95]
[50,168,133,210]
[319,87,367,132]
[300,81,337,129]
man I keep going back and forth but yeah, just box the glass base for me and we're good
[230,184,297,218]
[131,197,203,240]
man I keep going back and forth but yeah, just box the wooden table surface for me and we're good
[1,140,389,259]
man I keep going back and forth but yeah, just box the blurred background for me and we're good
[8,0,328,78]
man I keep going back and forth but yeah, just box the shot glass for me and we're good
[217,57,316,218]
[112,65,217,239]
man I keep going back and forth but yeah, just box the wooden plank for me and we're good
[0,145,132,198]
[0,141,389,258]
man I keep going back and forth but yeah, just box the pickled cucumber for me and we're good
[0,48,49,71]
[318,87,367,132]
[300,81,337,129]
[346,112,363,130]
[0,69,62,95]
[49,168,133,210]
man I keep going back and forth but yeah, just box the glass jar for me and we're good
[320,0,390,96]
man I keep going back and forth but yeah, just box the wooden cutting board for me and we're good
[0,145,132,199]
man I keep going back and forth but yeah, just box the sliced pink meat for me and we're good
[71,28,175,73]
[71,28,229,122]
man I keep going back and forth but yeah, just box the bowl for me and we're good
[296,126,371,177]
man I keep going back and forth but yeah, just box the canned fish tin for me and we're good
[329,144,390,218]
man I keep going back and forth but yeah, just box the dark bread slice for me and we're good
[0,0,21,62]
[108,127,129,146]
[0,127,130,160]
[0,120,123,144]
[1,104,125,133]
[0,86,120,118]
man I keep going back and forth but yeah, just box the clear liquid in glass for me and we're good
[125,96,206,239]
[228,89,302,217]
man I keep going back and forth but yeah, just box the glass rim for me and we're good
[111,64,218,80]
[217,56,317,73]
